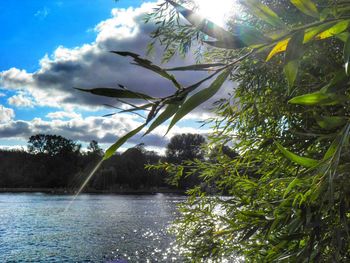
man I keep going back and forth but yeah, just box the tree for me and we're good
[78,0,350,261]
[87,140,103,156]
[166,133,206,163]
[28,134,81,156]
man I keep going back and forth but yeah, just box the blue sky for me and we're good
[0,0,227,152]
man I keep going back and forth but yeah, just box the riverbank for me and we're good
[0,187,185,195]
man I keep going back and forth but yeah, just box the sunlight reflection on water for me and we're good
[0,193,184,262]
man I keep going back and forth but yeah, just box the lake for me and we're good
[0,193,185,262]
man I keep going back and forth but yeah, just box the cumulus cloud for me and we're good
[7,92,35,108]
[0,1,231,112]
[46,111,81,119]
[0,105,15,123]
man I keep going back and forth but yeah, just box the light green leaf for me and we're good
[144,103,181,136]
[288,92,344,106]
[291,0,319,18]
[103,124,146,160]
[284,31,305,88]
[275,142,319,168]
[76,87,154,100]
[167,68,231,133]
[240,0,285,28]
[344,35,350,75]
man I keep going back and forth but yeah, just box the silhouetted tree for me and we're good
[87,140,103,156]
[28,134,81,156]
[166,133,206,164]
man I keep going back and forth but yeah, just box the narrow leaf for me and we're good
[344,35,350,75]
[284,31,305,88]
[76,87,153,100]
[266,38,290,61]
[167,0,236,41]
[165,63,225,71]
[167,68,231,133]
[284,177,300,198]
[103,124,146,160]
[240,0,285,28]
[316,20,350,40]
[288,92,344,106]
[276,142,319,168]
[144,103,181,136]
[203,40,246,49]
[111,51,182,89]
[315,116,347,130]
[291,0,319,18]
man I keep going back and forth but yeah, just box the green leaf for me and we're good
[284,31,305,88]
[266,38,290,61]
[290,0,319,18]
[144,103,181,136]
[111,51,182,89]
[344,35,350,75]
[167,68,231,133]
[323,136,341,160]
[315,116,347,130]
[103,124,146,160]
[165,63,225,71]
[203,40,246,49]
[76,87,154,100]
[284,177,300,198]
[240,0,285,28]
[288,92,344,106]
[275,142,319,168]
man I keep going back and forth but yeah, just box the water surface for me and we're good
[0,193,184,262]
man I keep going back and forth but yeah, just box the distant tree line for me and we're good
[0,133,218,192]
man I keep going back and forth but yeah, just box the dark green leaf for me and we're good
[284,31,305,88]
[275,142,319,168]
[165,63,225,71]
[144,103,181,136]
[315,116,347,130]
[167,68,231,133]
[103,124,146,160]
[111,51,182,89]
[76,87,154,100]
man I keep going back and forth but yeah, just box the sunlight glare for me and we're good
[194,0,238,26]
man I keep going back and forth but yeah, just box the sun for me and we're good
[194,0,238,27]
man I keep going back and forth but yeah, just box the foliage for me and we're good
[77,0,350,261]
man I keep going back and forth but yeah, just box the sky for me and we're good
[0,0,234,153]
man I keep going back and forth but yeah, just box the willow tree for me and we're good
[79,0,350,261]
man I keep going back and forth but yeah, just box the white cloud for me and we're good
[0,92,6,97]
[7,92,35,108]
[0,105,15,123]
[46,111,81,119]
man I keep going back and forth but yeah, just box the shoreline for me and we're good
[0,187,185,195]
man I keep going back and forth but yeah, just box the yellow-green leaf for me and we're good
[316,20,350,40]
[291,0,319,18]
[288,92,344,106]
[275,142,319,168]
[266,38,290,61]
